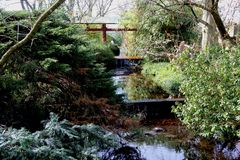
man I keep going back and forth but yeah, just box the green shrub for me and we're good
[0,113,120,160]
[91,43,115,69]
[142,62,183,96]
[173,47,240,140]
[125,76,168,100]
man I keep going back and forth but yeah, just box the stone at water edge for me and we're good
[144,131,157,137]
[144,127,166,137]
[153,127,166,133]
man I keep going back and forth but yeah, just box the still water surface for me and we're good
[131,142,184,160]
[112,70,239,160]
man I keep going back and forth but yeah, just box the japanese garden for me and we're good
[0,0,239,159]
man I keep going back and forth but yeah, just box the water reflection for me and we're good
[123,123,240,160]
[111,69,240,160]
[129,137,240,160]
[112,73,168,101]
[112,76,127,95]
[130,142,184,160]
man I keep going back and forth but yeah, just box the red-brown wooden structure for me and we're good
[80,23,137,43]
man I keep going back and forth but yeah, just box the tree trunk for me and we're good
[211,9,236,45]
[185,0,236,48]
[201,0,218,49]
[0,0,66,69]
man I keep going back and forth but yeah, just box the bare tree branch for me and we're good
[151,0,236,44]
[20,0,34,11]
[20,0,26,10]
[183,1,213,13]
[96,0,113,16]
[149,0,212,28]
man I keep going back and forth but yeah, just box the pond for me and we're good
[117,120,240,160]
[111,68,240,160]
[130,142,184,160]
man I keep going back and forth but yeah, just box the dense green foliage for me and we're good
[142,62,183,97]
[124,62,182,100]
[0,113,120,160]
[119,9,138,56]
[125,75,168,100]
[173,47,240,140]
[0,11,120,130]
[135,0,197,61]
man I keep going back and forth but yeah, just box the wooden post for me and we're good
[102,24,107,43]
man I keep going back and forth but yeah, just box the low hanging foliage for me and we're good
[0,113,121,160]
[173,47,240,140]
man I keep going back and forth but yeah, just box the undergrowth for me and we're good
[0,113,120,160]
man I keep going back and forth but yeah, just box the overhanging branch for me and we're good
[0,0,66,69]
[149,0,212,28]
[183,1,213,13]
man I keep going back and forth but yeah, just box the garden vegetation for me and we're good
[174,47,240,140]
[0,10,121,130]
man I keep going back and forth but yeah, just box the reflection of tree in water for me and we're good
[125,76,168,100]
[102,145,146,160]
[182,138,240,160]
[183,144,210,160]
[119,125,240,160]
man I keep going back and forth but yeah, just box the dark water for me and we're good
[112,70,240,160]
[132,135,240,160]
[121,127,240,160]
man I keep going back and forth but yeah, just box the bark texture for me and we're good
[201,0,218,49]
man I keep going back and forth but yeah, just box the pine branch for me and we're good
[0,0,66,69]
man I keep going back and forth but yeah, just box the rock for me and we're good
[153,127,165,133]
[144,131,157,137]
[118,131,131,138]
[144,127,166,137]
